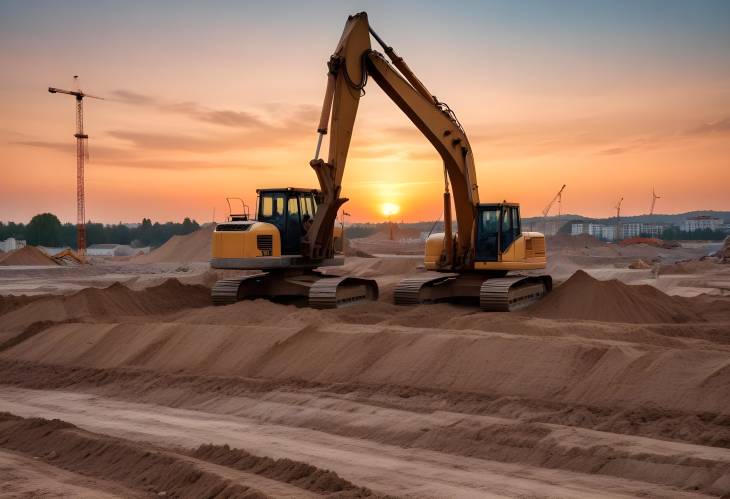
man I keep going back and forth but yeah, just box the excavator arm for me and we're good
[304,12,479,268]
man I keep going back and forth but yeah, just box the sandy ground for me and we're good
[0,449,141,498]
[1,237,729,498]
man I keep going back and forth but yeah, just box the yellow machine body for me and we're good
[212,222,281,260]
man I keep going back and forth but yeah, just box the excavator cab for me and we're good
[256,188,318,255]
[475,203,521,262]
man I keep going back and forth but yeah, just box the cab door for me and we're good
[282,194,302,255]
[476,205,500,261]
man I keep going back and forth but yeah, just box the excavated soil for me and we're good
[1,243,729,498]
[527,269,705,323]
[0,412,383,498]
[133,224,215,263]
[0,245,58,266]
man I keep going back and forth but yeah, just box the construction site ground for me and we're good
[1,231,729,498]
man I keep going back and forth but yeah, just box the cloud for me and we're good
[598,146,631,156]
[12,139,251,170]
[110,89,268,129]
[688,117,730,135]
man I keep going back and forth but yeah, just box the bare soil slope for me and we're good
[133,225,214,263]
[0,246,57,266]
[528,269,705,323]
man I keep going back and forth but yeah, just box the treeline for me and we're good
[660,227,727,241]
[0,213,200,248]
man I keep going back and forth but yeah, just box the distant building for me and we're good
[601,225,617,241]
[0,238,26,252]
[681,216,722,232]
[571,223,586,235]
[588,223,603,238]
[620,223,641,239]
[640,223,668,238]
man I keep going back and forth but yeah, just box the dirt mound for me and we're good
[193,444,379,496]
[0,279,210,334]
[528,270,703,323]
[619,237,661,247]
[658,259,719,275]
[133,225,214,263]
[0,246,57,266]
[547,234,604,251]
[0,294,43,316]
[721,236,730,263]
[0,413,268,498]
[628,259,651,269]
[341,256,421,277]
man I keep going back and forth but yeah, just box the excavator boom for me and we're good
[305,12,479,268]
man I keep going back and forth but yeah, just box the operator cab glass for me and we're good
[257,189,319,255]
[476,204,522,261]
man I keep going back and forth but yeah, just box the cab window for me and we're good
[258,193,285,224]
[501,207,514,251]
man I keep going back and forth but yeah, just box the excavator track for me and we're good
[211,273,269,306]
[394,272,551,311]
[211,272,378,309]
[393,273,459,305]
[308,276,379,309]
[479,275,552,312]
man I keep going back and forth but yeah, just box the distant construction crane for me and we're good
[542,184,566,235]
[48,76,103,258]
[650,187,660,215]
[615,197,624,240]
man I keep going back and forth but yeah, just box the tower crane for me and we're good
[48,76,103,258]
[615,197,624,240]
[542,184,566,235]
[650,188,660,215]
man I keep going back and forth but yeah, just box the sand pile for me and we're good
[721,236,730,263]
[361,224,421,241]
[340,255,421,277]
[0,413,267,498]
[133,225,214,263]
[0,279,210,334]
[628,259,651,269]
[0,246,57,266]
[658,259,719,275]
[528,270,703,323]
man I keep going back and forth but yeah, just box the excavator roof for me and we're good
[256,187,320,194]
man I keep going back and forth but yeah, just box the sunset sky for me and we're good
[1,0,728,224]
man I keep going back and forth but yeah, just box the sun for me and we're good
[381,202,400,217]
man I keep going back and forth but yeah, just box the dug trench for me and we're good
[1,273,729,497]
[0,412,387,498]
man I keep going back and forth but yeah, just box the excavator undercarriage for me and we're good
[211,269,378,309]
[394,273,552,311]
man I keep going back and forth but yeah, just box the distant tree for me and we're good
[25,213,62,246]
[107,223,132,245]
[181,217,198,234]
[85,222,107,245]
[60,223,77,248]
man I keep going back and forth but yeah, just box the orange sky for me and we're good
[1,1,729,224]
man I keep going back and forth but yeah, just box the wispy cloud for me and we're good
[688,117,730,135]
[110,89,270,129]
[13,139,254,170]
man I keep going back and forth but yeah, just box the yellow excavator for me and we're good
[211,12,551,311]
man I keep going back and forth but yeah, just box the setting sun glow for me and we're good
[381,203,400,217]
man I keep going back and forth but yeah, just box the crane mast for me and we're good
[48,79,102,258]
[542,184,566,235]
[650,188,660,215]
